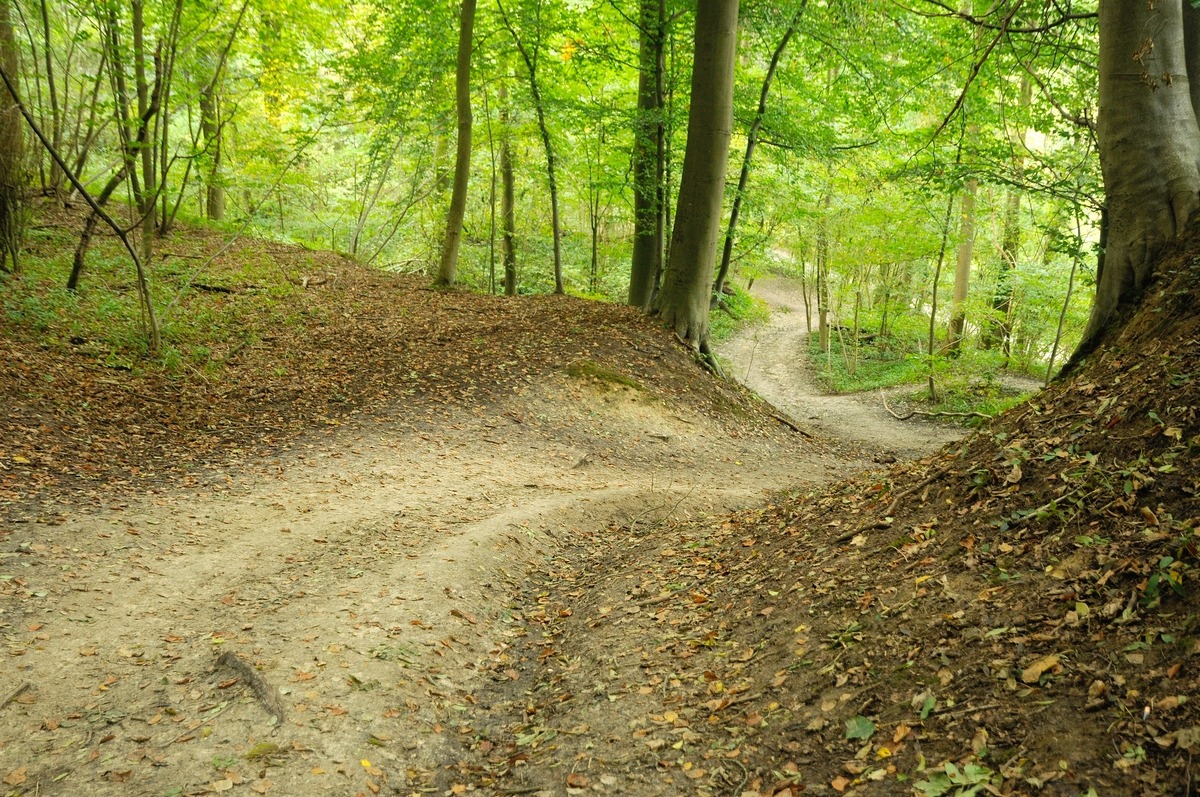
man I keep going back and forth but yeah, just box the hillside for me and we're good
[2,215,1197,797]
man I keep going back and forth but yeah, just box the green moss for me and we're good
[566,360,644,390]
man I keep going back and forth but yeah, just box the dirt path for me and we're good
[0,371,841,797]
[715,278,965,458]
[0,286,963,797]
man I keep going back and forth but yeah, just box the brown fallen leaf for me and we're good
[3,768,27,787]
[566,772,589,788]
[831,774,852,793]
[1021,653,1061,684]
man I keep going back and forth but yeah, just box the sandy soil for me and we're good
[714,278,964,458]
[0,284,958,797]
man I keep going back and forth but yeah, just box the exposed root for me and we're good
[217,651,285,726]
[882,394,993,421]
[1,682,31,711]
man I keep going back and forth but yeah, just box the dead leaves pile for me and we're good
[443,238,1200,795]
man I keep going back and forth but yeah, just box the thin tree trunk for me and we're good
[927,194,956,402]
[712,1,806,301]
[0,0,22,273]
[946,176,976,353]
[653,0,740,361]
[436,0,476,286]
[497,0,563,293]
[500,82,517,296]
[37,0,62,200]
[984,75,1031,357]
[816,191,831,353]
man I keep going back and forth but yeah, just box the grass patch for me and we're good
[566,359,644,390]
[709,285,769,343]
[809,331,1040,423]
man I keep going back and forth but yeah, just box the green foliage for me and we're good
[914,761,996,797]
[710,285,769,343]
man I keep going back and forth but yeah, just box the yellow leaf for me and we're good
[12,455,30,464]
[360,759,371,769]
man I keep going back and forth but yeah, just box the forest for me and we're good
[6,0,1200,796]
[0,0,1101,395]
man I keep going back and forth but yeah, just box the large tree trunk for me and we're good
[1079,0,1200,351]
[653,0,739,356]
[628,0,665,310]
[436,0,476,286]
[712,1,805,302]
[0,0,22,273]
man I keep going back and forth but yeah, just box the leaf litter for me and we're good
[6,213,1200,796]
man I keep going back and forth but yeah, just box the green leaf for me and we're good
[844,714,877,740]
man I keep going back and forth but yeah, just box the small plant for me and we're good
[913,761,996,796]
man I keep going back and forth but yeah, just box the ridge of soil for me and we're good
[4,211,1200,797]
[457,235,1200,796]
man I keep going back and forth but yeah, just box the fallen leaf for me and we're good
[566,772,589,788]
[1020,654,1061,684]
[3,768,27,787]
[832,775,851,792]
[251,780,274,794]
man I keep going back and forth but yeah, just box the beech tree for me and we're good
[436,0,477,286]
[1078,0,1200,354]
[653,0,739,359]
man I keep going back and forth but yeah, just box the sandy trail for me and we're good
[0,283,959,796]
[715,277,965,458]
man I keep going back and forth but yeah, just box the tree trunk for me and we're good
[1078,0,1200,351]
[37,0,63,201]
[497,0,563,294]
[200,86,225,221]
[0,0,22,273]
[132,0,155,262]
[653,0,739,357]
[816,191,831,353]
[712,1,805,301]
[628,0,665,309]
[436,0,476,286]
[500,82,517,296]
[946,176,976,353]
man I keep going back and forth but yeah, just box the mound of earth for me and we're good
[457,235,1200,796]
[0,216,800,510]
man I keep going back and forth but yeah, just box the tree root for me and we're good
[1,682,31,711]
[768,411,813,437]
[882,394,993,421]
[835,466,955,544]
[217,651,285,725]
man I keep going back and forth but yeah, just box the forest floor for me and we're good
[3,222,1199,797]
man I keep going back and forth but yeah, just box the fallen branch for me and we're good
[217,651,285,725]
[769,411,813,437]
[883,394,993,421]
[835,466,955,543]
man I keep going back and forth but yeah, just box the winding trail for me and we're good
[716,277,965,458]
[0,283,962,796]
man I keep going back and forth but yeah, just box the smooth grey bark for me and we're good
[0,0,22,272]
[1079,0,1200,350]
[436,0,476,286]
[653,0,739,357]
[712,1,806,301]
[628,0,665,309]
